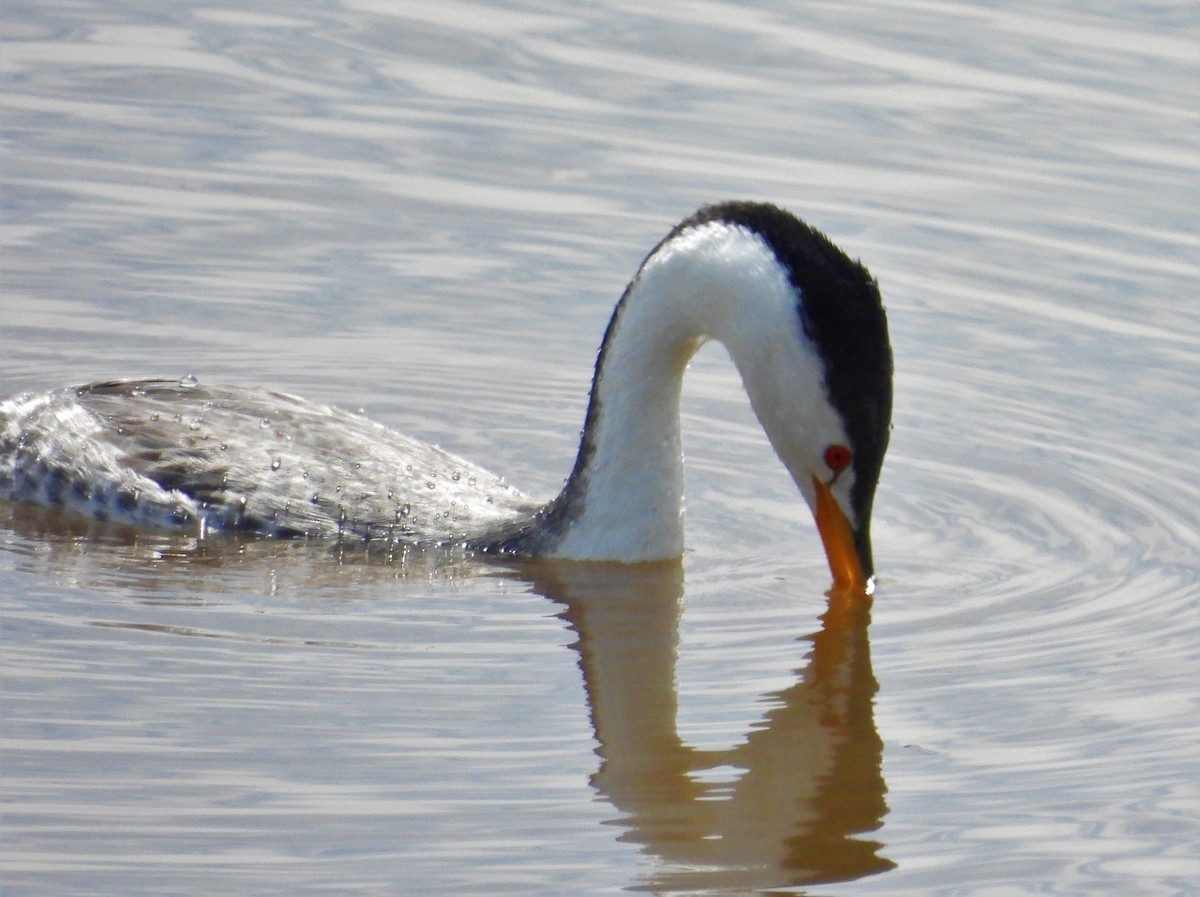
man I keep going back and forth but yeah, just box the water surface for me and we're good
[2,2,1198,895]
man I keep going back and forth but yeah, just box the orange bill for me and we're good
[811,475,867,594]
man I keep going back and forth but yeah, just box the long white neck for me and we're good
[546,223,849,562]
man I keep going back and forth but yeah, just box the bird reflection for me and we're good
[2,502,893,889]
[523,561,893,892]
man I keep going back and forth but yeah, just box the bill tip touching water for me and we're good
[0,201,892,593]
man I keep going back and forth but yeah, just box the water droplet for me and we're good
[452,471,461,481]
[271,457,282,471]
[467,476,477,486]
[178,374,199,389]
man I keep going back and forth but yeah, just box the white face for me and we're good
[640,222,860,527]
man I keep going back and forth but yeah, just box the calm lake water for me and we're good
[2,1,1198,895]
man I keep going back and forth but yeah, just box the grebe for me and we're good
[0,202,892,589]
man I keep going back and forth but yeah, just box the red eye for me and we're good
[824,444,853,472]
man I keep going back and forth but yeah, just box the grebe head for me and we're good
[539,202,892,590]
[681,202,892,589]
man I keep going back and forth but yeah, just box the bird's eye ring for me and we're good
[824,444,853,473]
